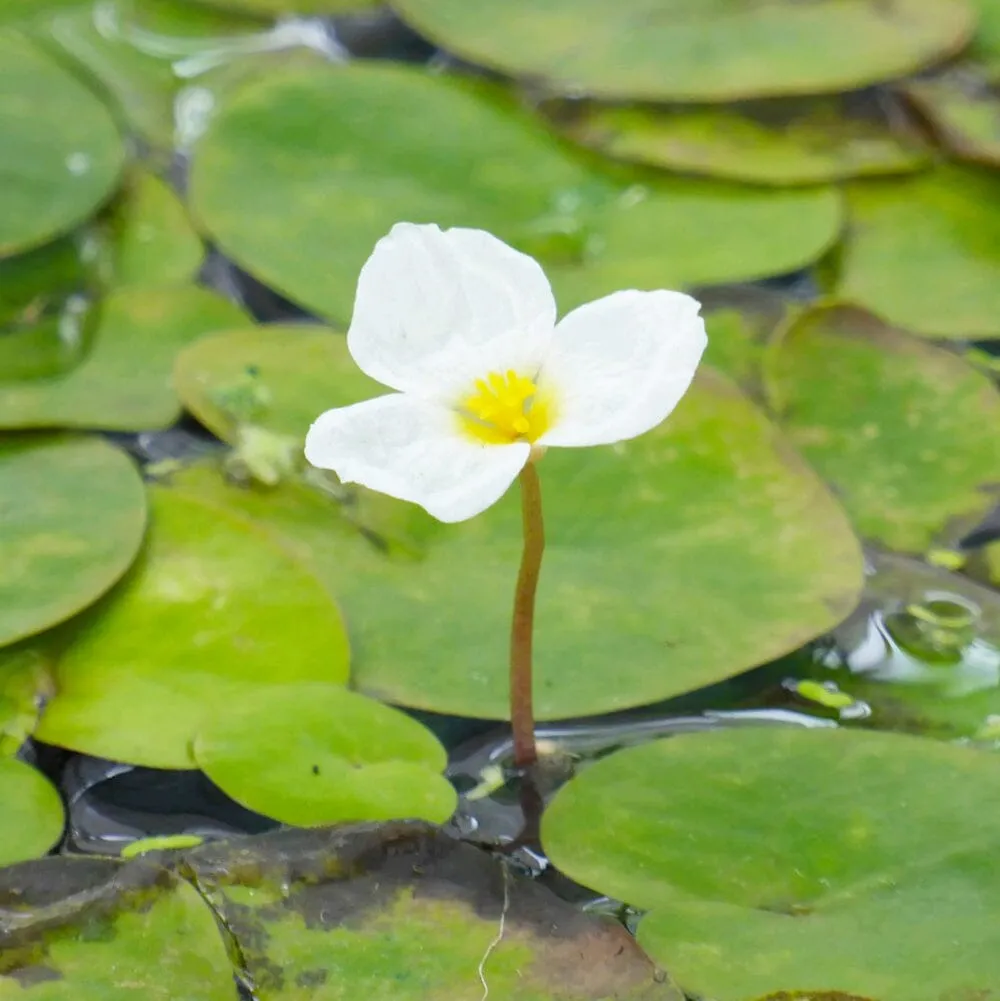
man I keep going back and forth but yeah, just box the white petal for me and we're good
[347,223,557,400]
[536,290,706,448]
[304,393,530,523]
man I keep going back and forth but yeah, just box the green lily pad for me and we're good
[173,324,378,442]
[0,285,245,431]
[765,303,1000,552]
[0,758,63,867]
[106,171,204,286]
[0,646,54,753]
[35,487,349,768]
[190,63,842,323]
[187,821,684,1001]
[0,435,146,649]
[903,67,1000,167]
[391,0,973,102]
[699,285,788,400]
[542,727,1000,1001]
[0,856,236,999]
[547,96,928,186]
[165,361,863,720]
[193,684,456,826]
[0,29,125,256]
[837,166,1000,340]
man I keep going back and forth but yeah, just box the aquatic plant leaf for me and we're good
[188,0,379,12]
[165,360,863,720]
[0,435,146,649]
[837,166,1000,339]
[190,63,842,324]
[0,758,63,867]
[548,96,928,185]
[0,29,125,255]
[0,286,245,431]
[390,0,973,101]
[107,171,204,286]
[542,727,1000,1001]
[193,684,456,826]
[766,304,1000,552]
[903,67,1000,167]
[173,324,378,441]
[186,821,684,1000]
[0,856,235,999]
[35,488,349,768]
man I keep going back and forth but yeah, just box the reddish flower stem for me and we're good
[510,459,544,769]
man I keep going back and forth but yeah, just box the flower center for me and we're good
[458,369,552,444]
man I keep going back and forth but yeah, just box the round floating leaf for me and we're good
[548,96,928,186]
[838,166,1000,339]
[174,324,378,442]
[542,727,1000,1001]
[190,63,842,323]
[35,488,349,768]
[186,822,684,1001]
[0,856,236,999]
[193,684,455,826]
[0,285,246,431]
[0,758,64,866]
[391,0,974,102]
[0,435,146,649]
[903,67,1000,167]
[166,364,863,720]
[107,171,204,286]
[766,303,1000,552]
[0,29,125,255]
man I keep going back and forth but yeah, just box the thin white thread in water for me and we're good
[477,862,511,1001]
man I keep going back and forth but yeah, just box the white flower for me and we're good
[305,223,707,523]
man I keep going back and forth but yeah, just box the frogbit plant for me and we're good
[305,223,706,768]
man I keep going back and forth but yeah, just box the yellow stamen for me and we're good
[458,369,554,444]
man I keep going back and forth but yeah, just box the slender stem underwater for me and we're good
[510,458,545,769]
